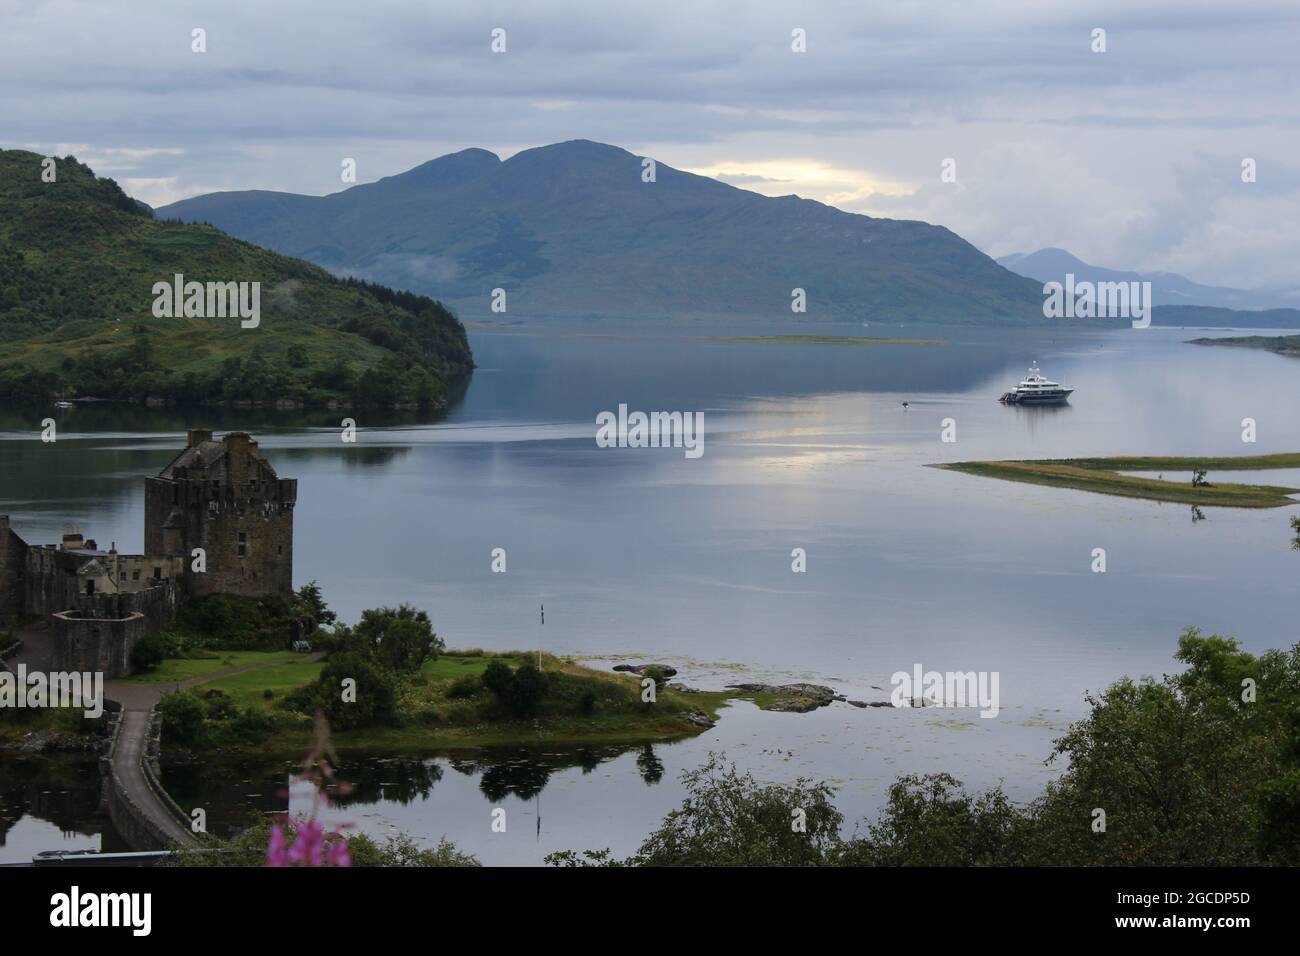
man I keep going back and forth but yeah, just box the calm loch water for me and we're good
[3,319,1298,864]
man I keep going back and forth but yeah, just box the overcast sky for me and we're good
[4,0,1298,288]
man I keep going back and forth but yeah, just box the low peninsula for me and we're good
[934,454,1300,508]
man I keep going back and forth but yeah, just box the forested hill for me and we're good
[0,150,473,407]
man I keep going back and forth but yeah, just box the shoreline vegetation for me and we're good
[164,628,1300,868]
[154,650,737,756]
[1191,334,1300,359]
[935,453,1300,508]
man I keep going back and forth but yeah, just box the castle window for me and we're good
[85,580,94,595]
[153,567,162,579]
[238,531,247,557]
[132,569,140,581]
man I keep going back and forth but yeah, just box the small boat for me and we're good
[54,400,74,409]
[999,363,1073,405]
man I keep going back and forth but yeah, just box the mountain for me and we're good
[0,150,472,407]
[159,140,1051,324]
[999,247,1300,323]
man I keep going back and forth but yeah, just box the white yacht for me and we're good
[999,363,1073,405]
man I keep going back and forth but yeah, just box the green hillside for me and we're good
[0,150,473,407]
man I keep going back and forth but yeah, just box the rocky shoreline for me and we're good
[611,663,893,714]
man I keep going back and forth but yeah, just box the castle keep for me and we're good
[0,431,296,677]
[145,430,296,596]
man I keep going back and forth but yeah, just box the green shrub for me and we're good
[505,664,550,717]
[286,652,397,730]
[130,633,168,672]
[446,675,481,699]
[481,660,514,698]
[158,690,207,747]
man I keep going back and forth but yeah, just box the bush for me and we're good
[286,653,397,730]
[481,660,514,698]
[130,633,168,672]
[202,690,238,721]
[507,665,549,717]
[479,660,551,717]
[446,675,481,700]
[158,690,207,747]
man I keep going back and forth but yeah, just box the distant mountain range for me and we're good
[160,140,1050,324]
[998,248,1300,326]
[158,142,1299,329]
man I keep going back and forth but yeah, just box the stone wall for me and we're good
[49,582,175,678]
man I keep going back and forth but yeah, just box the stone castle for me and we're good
[0,430,296,677]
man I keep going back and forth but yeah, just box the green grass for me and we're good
[936,454,1300,508]
[126,650,301,685]
[179,651,734,754]
[196,659,325,711]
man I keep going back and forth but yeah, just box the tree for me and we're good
[290,653,397,730]
[296,581,337,627]
[832,773,1027,866]
[158,690,207,747]
[548,755,843,867]
[352,604,442,672]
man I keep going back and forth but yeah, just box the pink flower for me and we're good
[289,819,325,867]
[266,825,289,867]
[326,837,352,868]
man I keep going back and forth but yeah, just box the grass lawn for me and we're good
[126,650,302,685]
[935,454,1300,508]
[197,659,325,711]
[176,650,737,755]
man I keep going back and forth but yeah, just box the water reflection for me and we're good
[0,757,120,863]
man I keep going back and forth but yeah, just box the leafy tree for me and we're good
[289,652,397,731]
[351,604,442,672]
[295,580,337,628]
[158,690,207,747]
[548,755,843,867]
[832,773,1027,866]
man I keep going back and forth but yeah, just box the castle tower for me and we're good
[144,430,296,597]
